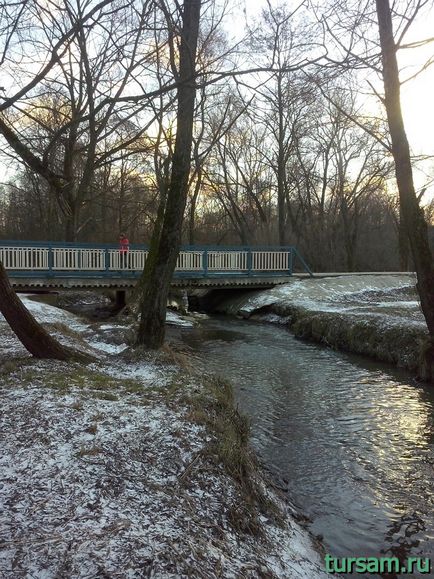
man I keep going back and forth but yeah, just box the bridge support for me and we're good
[115,290,126,310]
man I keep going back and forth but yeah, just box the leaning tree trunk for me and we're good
[376,0,434,378]
[0,263,84,360]
[136,0,202,348]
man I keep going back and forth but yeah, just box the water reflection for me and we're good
[178,317,434,578]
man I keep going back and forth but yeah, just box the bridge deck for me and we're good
[9,275,295,291]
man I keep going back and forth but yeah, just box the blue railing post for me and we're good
[247,248,252,276]
[203,249,208,277]
[294,248,314,277]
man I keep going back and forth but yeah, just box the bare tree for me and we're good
[314,0,434,374]
[136,0,202,348]
[205,112,273,244]
[250,2,317,245]
[0,0,164,240]
[375,0,434,377]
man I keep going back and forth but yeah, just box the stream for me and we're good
[176,316,434,578]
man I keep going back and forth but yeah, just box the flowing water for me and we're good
[178,316,434,577]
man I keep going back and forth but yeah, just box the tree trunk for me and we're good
[0,263,83,360]
[276,71,286,246]
[136,0,202,348]
[188,169,202,245]
[376,0,434,378]
[130,187,167,313]
[64,200,80,242]
[398,205,410,271]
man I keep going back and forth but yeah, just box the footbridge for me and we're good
[1,241,313,290]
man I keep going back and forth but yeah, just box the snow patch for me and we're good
[20,295,90,332]
[166,310,195,327]
[223,274,423,331]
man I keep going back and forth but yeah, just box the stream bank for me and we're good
[194,274,428,377]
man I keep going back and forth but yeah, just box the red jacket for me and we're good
[119,237,129,253]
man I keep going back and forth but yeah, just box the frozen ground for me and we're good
[218,273,424,328]
[0,296,331,578]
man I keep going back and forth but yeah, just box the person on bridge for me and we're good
[119,233,129,269]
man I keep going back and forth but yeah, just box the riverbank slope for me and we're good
[208,274,427,375]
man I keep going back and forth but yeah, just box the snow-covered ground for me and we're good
[232,274,420,320]
[216,273,423,329]
[0,295,332,578]
[166,310,195,327]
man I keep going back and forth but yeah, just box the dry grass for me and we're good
[167,376,283,536]
[76,445,103,458]
[46,322,89,344]
[93,391,118,401]
[4,364,151,402]
[0,360,19,374]
[84,423,98,435]
[70,400,83,411]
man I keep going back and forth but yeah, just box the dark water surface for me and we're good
[178,316,434,577]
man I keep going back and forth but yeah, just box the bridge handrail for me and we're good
[0,241,313,277]
[0,240,297,251]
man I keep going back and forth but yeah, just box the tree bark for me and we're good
[0,263,89,361]
[65,203,79,242]
[188,169,202,245]
[276,71,287,246]
[136,0,202,348]
[398,205,410,271]
[376,0,434,377]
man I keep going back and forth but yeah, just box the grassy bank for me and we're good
[271,302,424,373]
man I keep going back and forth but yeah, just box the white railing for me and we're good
[208,251,248,271]
[0,247,49,270]
[177,251,203,271]
[108,249,148,271]
[1,245,293,275]
[53,248,108,270]
[252,251,289,271]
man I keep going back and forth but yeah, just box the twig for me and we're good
[178,451,202,482]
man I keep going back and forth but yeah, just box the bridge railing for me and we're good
[0,246,49,270]
[0,242,313,277]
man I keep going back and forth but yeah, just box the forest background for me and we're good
[1,0,433,273]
